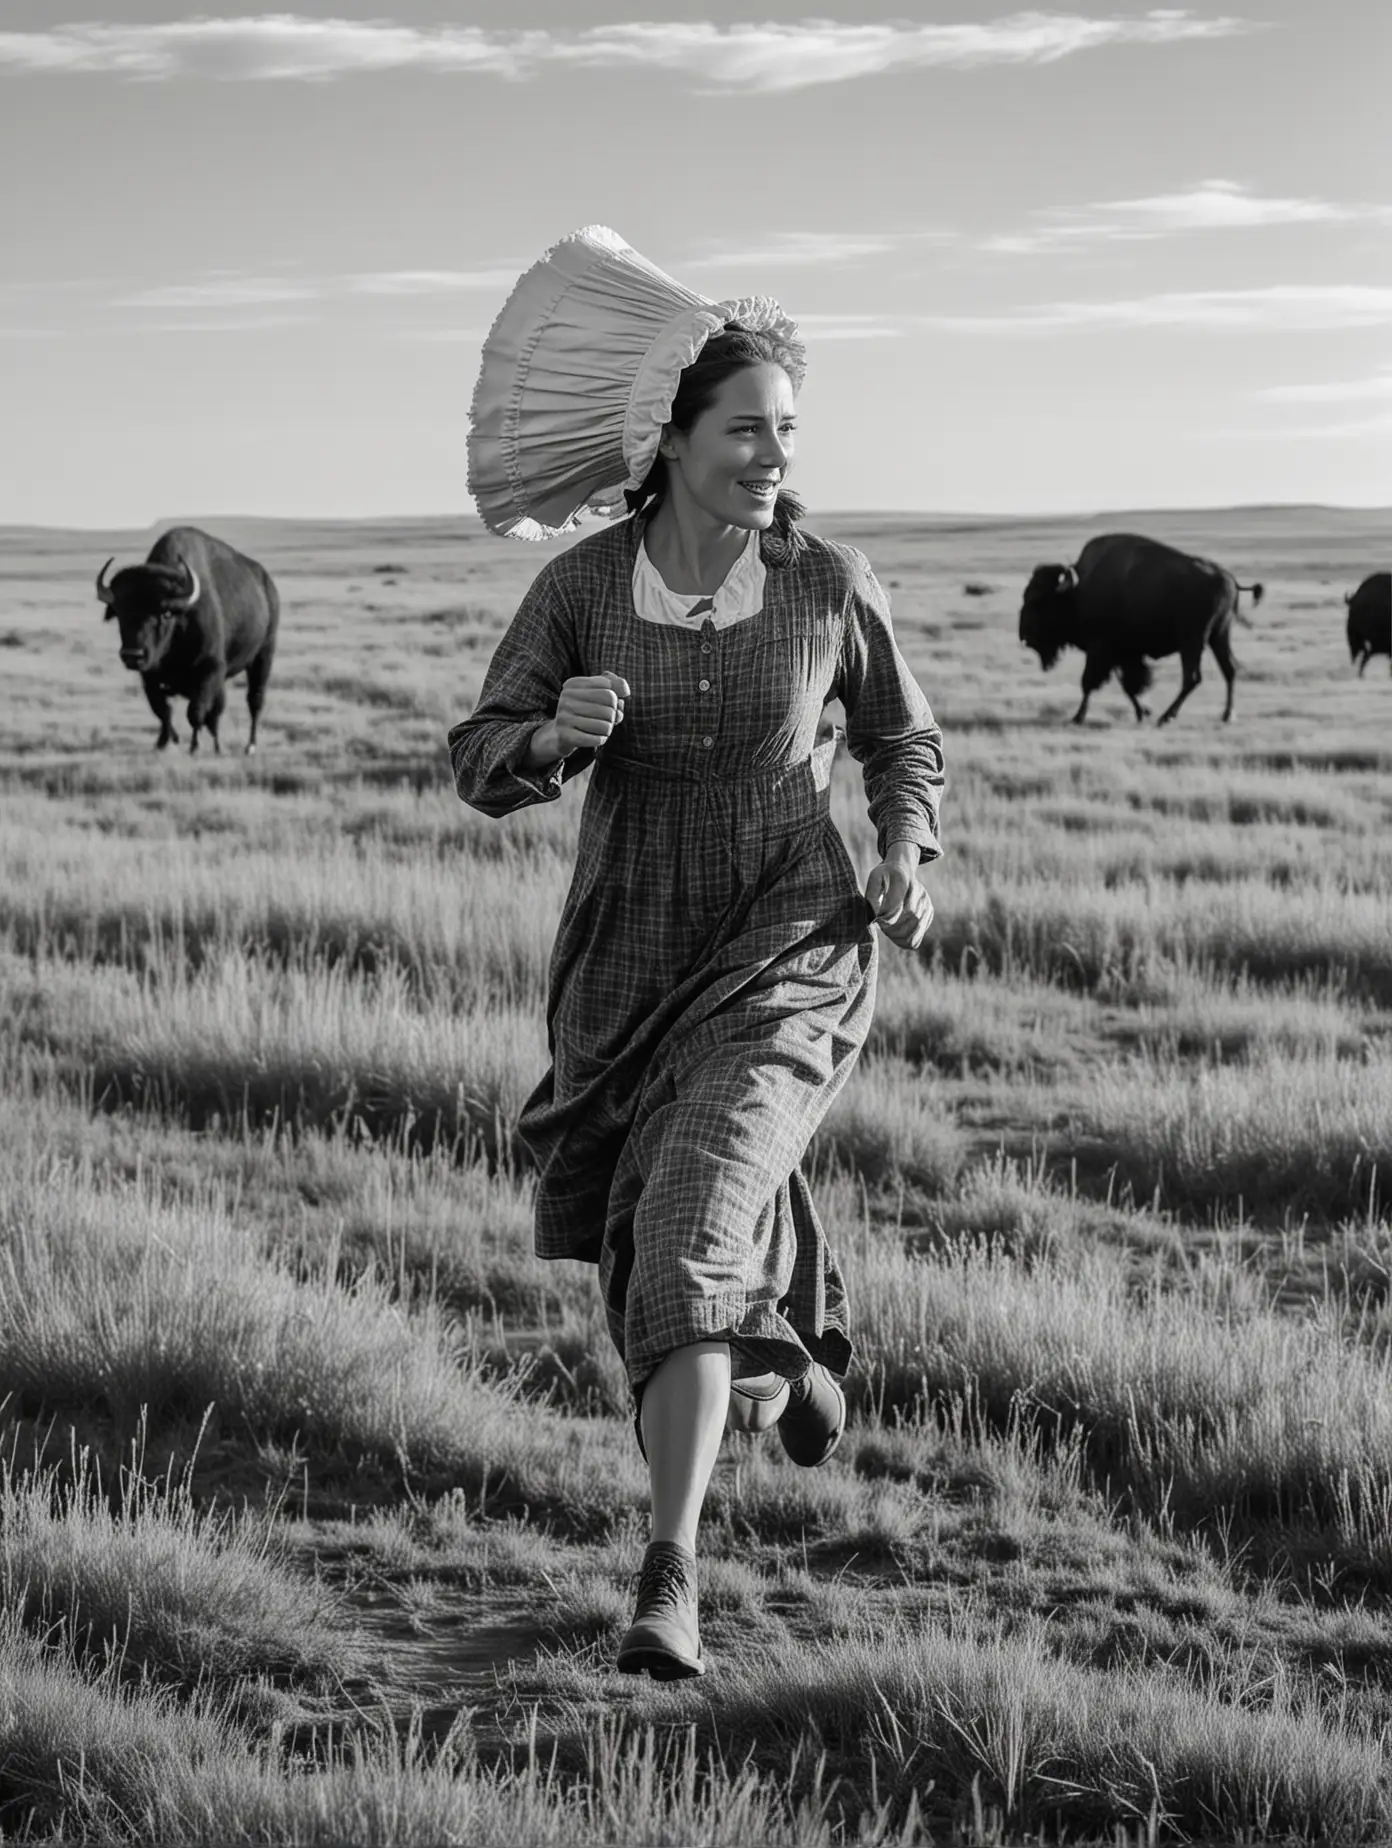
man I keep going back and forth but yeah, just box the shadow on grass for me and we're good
[84,1055,521,1171]
[927,899,1392,1009]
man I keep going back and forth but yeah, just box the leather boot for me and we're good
[778,1360,846,1467]
[616,1540,704,1679]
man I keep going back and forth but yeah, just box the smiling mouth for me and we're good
[739,480,778,498]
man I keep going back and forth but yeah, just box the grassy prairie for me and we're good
[1,503,1391,1843]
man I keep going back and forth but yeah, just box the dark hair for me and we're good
[624,324,805,541]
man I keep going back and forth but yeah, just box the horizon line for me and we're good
[5,499,1391,539]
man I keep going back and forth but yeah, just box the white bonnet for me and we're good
[467,226,806,541]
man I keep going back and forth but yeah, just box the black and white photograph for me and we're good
[1,2,1389,1841]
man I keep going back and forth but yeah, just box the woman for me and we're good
[449,323,944,1680]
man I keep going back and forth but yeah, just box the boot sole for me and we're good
[616,1645,705,1680]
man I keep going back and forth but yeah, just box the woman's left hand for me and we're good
[865,848,934,951]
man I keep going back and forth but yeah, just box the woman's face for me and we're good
[661,361,797,531]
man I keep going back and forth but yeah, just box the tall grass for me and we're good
[708,1623,1390,1842]
[853,1232,1392,1567]
[5,509,1392,1842]
[0,1145,647,1526]
[1065,1042,1392,1220]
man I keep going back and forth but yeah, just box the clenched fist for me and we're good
[865,844,934,951]
[525,672,630,769]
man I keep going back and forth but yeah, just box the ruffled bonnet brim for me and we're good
[467,226,806,542]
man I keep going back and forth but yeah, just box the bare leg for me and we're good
[640,1340,731,1554]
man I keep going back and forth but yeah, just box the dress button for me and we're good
[698,678,711,692]
[700,642,713,655]
[702,735,714,748]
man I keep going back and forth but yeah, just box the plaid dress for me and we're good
[448,513,944,1393]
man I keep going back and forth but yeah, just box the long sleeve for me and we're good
[836,548,946,864]
[447,564,596,817]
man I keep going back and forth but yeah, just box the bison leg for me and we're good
[1357,647,1371,677]
[244,647,273,755]
[1071,654,1111,725]
[186,671,226,757]
[1208,628,1239,722]
[1156,652,1203,727]
[141,674,179,750]
[1119,659,1152,723]
[203,686,227,756]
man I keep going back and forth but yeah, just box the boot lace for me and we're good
[634,1548,692,1617]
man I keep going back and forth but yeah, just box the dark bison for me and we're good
[1020,532,1264,726]
[96,526,279,754]
[1345,573,1390,675]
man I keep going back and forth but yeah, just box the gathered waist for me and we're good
[594,744,835,829]
[595,750,814,788]
[596,726,840,789]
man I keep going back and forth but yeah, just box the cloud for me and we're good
[114,276,317,309]
[1285,411,1392,439]
[796,312,906,340]
[1256,369,1392,404]
[0,12,1261,92]
[349,269,525,295]
[1212,410,1392,441]
[925,285,1392,333]
[400,326,491,343]
[983,179,1391,252]
[690,232,904,270]
[138,314,317,333]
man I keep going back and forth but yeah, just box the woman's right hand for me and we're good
[527,672,629,767]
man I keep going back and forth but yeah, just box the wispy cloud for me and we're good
[1212,410,1392,442]
[688,229,955,271]
[1284,411,1392,439]
[348,268,524,295]
[0,13,1261,92]
[138,314,317,333]
[111,268,524,312]
[690,232,901,269]
[1256,368,1392,405]
[983,179,1392,253]
[795,312,906,340]
[925,285,1392,333]
[401,326,492,343]
[114,276,317,309]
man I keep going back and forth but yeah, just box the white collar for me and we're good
[632,527,766,631]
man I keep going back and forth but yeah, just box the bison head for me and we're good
[96,557,201,674]
[1019,563,1078,671]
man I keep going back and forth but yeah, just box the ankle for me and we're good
[649,1528,698,1558]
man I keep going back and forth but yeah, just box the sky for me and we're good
[0,1,1388,527]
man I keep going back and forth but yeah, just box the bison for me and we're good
[1345,572,1390,675]
[1019,532,1264,726]
[96,526,279,754]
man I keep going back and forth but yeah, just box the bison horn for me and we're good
[95,557,116,606]
[170,563,201,611]
[1057,565,1078,592]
